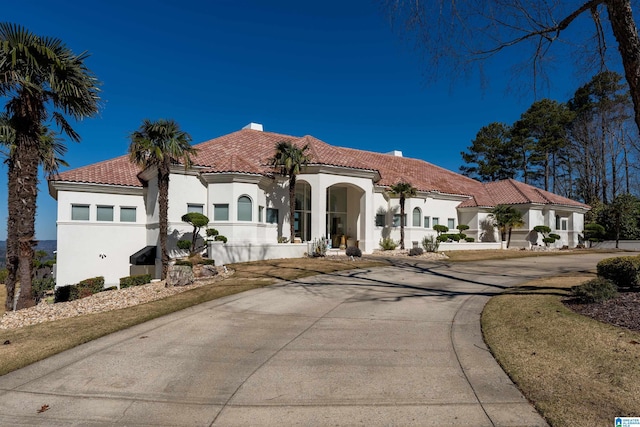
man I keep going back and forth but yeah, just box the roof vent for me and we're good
[242,122,263,131]
[386,150,403,157]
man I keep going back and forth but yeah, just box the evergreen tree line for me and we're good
[460,71,640,240]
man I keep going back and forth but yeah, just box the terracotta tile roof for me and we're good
[458,179,590,209]
[49,129,588,210]
[52,155,143,187]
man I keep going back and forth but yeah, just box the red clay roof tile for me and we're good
[50,129,588,209]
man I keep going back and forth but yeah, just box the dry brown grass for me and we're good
[443,248,618,262]
[0,257,388,376]
[482,275,640,426]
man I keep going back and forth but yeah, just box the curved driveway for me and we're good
[0,253,623,426]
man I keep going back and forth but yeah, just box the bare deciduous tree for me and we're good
[384,1,640,134]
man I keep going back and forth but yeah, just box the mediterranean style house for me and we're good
[48,123,590,287]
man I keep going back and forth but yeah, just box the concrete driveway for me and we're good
[0,253,622,426]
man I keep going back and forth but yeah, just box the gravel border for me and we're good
[0,268,234,331]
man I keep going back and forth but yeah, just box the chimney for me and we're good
[386,150,403,157]
[242,122,263,131]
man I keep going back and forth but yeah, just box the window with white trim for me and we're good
[214,204,229,221]
[97,205,114,222]
[120,207,137,222]
[237,196,252,221]
[412,208,421,227]
[71,204,90,221]
[187,204,204,214]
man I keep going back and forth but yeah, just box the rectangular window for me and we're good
[555,215,560,230]
[424,216,430,228]
[266,208,279,224]
[448,218,455,230]
[392,214,407,227]
[71,204,90,221]
[187,204,204,214]
[375,214,385,227]
[213,204,229,221]
[97,205,114,222]
[561,218,568,231]
[432,217,439,226]
[259,206,264,223]
[120,207,136,222]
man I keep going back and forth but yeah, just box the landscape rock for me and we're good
[166,265,194,287]
[197,265,218,278]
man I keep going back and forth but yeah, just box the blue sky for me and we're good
[2,0,606,240]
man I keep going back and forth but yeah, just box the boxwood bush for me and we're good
[345,246,362,257]
[596,255,640,288]
[120,274,152,289]
[571,277,618,303]
[69,276,105,301]
[409,247,424,256]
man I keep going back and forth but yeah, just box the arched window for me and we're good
[412,207,421,227]
[238,196,252,221]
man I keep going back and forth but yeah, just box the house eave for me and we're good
[49,181,144,199]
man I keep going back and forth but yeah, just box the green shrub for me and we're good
[449,234,461,242]
[465,237,475,242]
[433,224,449,235]
[177,240,191,250]
[206,228,219,237]
[345,246,362,257]
[174,260,193,267]
[436,235,449,242]
[54,285,70,303]
[119,274,152,289]
[32,277,55,304]
[571,278,618,303]
[456,224,470,232]
[277,236,289,243]
[69,276,105,301]
[549,233,561,240]
[458,233,467,240]
[215,235,228,243]
[409,247,424,256]
[597,256,640,288]
[422,235,440,252]
[198,259,216,265]
[379,237,397,250]
[103,286,118,292]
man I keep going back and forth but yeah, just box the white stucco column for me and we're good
[302,174,328,241]
[359,185,374,253]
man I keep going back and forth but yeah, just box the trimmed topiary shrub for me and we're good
[206,228,219,237]
[177,240,191,250]
[571,278,618,303]
[345,246,362,257]
[379,237,397,250]
[409,247,424,256]
[465,237,475,242]
[120,274,152,289]
[433,224,449,235]
[597,256,640,288]
[214,235,228,243]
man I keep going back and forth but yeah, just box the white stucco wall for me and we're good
[55,188,147,287]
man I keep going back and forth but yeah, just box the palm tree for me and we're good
[129,119,197,279]
[488,205,525,248]
[1,118,68,311]
[269,141,311,243]
[389,181,417,250]
[0,23,100,309]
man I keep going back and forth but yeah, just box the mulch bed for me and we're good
[564,291,640,334]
